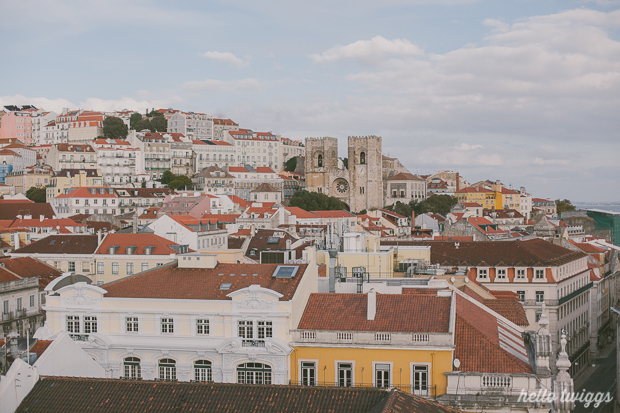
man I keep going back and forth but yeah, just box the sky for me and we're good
[1,0,619,203]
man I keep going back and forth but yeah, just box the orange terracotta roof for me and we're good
[284,207,318,219]
[96,233,181,255]
[310,210,356,218]
[104,262,309,301]
[298,293,451,333]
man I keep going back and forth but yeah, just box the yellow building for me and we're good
[290,290,455,396]
[457,183,521,211]
[5,166,53,195]
[46,169,103,200]
[455,187,496,209]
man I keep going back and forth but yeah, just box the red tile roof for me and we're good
[455,294,532,374]
[96,233,181,255]
[56,187,117,199]
[30,340,53,358]
[298,293,451,333]
[284,207,318,219]
[0,203,55,220]
[310,210,356,218]
[13,234,100,255]
[0,257,62,288]
[103,262,309,301]
[387,172,425,181]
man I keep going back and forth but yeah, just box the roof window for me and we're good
[220,283,232,290]
[273,265,298,279]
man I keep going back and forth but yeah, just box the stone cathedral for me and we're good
[305,136,384,213]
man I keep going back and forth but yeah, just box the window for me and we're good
[29,295,34,308]
[237,362,271,384]
[196,319,210,335]
[141,262,149,272]
[17,297,22,311]
[535,269,544,279]
[258,321,273,339]
[126,316,138,333]
[158,358,177,381]
[536,291,544,303]
[535,311,542,322]
[194,360,212,382]
[238,320,253,338]
[317,154,323,168]
[126,262,133,275]
[67,315,80,333]
[360,152,366,164]
[517,291,525,302]
[112,262,119,275]
[496,269,506,279]
[516,269,526,279]
[375,364,390,388]
[301,361,316,386]
[161,318,174,334]
[360,187,365,194]
[338,363,353,387]
[97,262,104,274]
[2,300,7,315]
[84,316,97,333]
[68,262,75,272]
[412,365,429,396]
[478,268,488,279]
[124,357,141,379]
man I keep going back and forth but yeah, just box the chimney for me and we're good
[133,214,138,234]
[97,229,102,245]
[456,172,460,191]
[367,289,377,321]
[14,232,20,250]
[40,215,44,222]
[328,249,337,293]
[411,210,415,227]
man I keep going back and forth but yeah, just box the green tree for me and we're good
[160,170,175,185]
[130,113,143,130]
[148,110,164,118]
[150,116,167,132]
[556,199,576,213]
[168,175,193,190]
[418,195,458,215]
[26,187,46,203]
[284,157,297,172]
[134,118,153,132]
[102,117,128,139]
[289,190,347,211]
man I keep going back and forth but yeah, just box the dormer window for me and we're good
[145,245,155,255]
[477,268,488,279]
[535,269,545,279]
[496,268,507,280]
[515,269,526,279]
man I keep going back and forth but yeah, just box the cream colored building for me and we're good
[46,169,104,200]
[41,250,319,384]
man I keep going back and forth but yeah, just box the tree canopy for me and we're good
[385,194,458,218]
[160,170,193,190]
[102,117,128,139]
[284,157,297,172]
[556,199,576,213]
[150,116,167,132]
[130,112,143,129]
[289,190,348,211]
[26,187,46,203]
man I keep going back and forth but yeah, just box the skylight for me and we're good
[267,236,280,245]
[220,283,232,290]
[273,265,298,279]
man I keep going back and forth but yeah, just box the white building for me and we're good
[148,214,228,251]
[41,251,319,384]
[192,140,235,172]
[167,111,213,141]
[228,165,281,200]
[225,129,281,171]
[52,187,120,218]
[93,139,144,186]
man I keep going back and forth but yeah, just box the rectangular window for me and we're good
[535,269,544,279]
[258,321,272,339]
[412,365,429,396]
[161,318,174,334]
[126,316,139,333]
[478,269,488,279]
[535,311,542,322]
[3,300,8,314]
[84,316,97,334]
[516,269,526,279]
[112,262,119,275]
[141,262,149,272]
[68,262,75,272]
[517,291,525,302]
[17,297,22,311]
[126,262,133,275]
[496,269,506,279]
[338,363,353,387]
[30,295,35,307]
[536,291,544,303]
[97,262,104,274]
[301,361,316,386]
[238,320,253,338]
[375,364,390,388]
[67,315,80,333]
[196,319,210,335]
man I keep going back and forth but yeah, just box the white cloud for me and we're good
[532,157,570,166]
[0,95,179,114]
[201,51,247,67]
[311,36,423,63]
[182,78,261,93]
[458,143,483,150]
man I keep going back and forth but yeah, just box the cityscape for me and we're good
[1,1,619,412]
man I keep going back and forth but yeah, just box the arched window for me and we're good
[194,360,212,382]
[360,152,366,165]
[158,358,177,381]
[317,154,323,168]
[123,356,141,380]
[237,362,272,384]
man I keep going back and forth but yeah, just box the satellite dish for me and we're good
[464,278,469,283]
[453,359,461,369]
[450,277,456,283]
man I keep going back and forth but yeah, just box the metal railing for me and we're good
[287,380,436,398]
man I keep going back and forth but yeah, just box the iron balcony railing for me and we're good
[287,380,436,398]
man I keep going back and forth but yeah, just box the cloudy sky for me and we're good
[1,0,619,202]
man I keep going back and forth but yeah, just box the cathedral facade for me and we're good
[305,136,383,213]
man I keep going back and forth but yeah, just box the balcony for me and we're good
[287,380,436,398]
[69,333,90,341]
[2,312,12,321]
[242,339,266,348]
[292,330,448,347]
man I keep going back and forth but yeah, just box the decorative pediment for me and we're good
[58,282,106,308]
